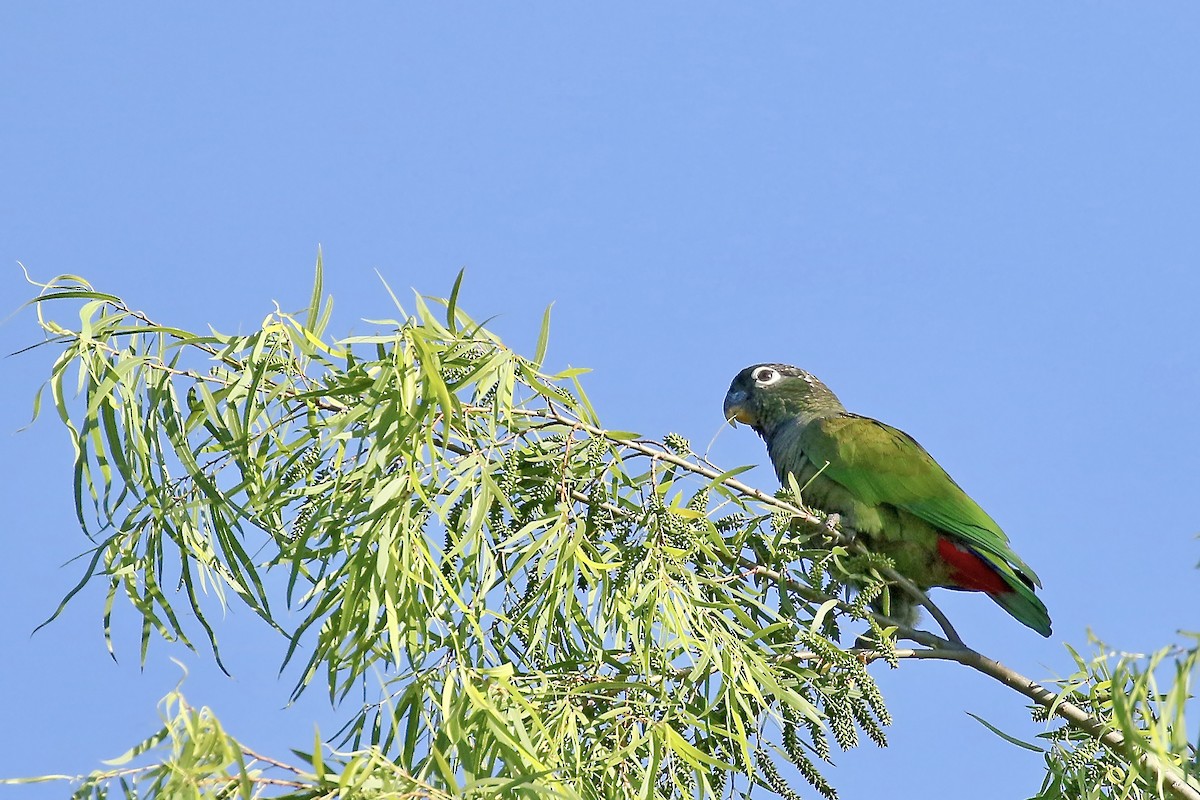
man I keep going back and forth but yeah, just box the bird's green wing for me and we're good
[799,414,1042,588]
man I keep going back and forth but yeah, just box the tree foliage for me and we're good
[7,261,1199,799]
[1030,637,1200,800]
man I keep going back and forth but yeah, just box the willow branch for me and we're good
[736,529,1200,800]
[914,648,1200,800]
[554,416,1196,799]
[42,296,1194,798]
[730,555,950,651]
[532,406,964,644]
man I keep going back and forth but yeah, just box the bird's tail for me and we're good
[989,580,1052,637]
[937,538,1053,637]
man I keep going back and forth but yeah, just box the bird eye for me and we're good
[753,367,779,385]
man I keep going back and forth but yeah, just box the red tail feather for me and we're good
[936,537,1009,595]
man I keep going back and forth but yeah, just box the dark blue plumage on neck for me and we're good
[723,363,845,434]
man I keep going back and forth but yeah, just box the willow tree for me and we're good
[8,262,1198,800]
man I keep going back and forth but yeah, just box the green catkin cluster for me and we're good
[806,552,833,589]
[532,479,556,505]
[795,751,839,800]
[583,437,606,468]
[849,697,888,747]
[863,613,900,668]
[288,501,315,542]
[498,448,523,495]
[439,366,470,385]
[654,504,693,556]
[843,549,896,576]
[782,696,831,765]
[674,764,695,797]
[279,445,323,488]
[610,527,641,595]
[582,485,609,532]
[452,343,490,362]
[781,717,802,762]
[799,630,843,663]
[714,512,748,532]
[706,745,728,799]
[775,538,808,565]
[780,711,839,799]
[1043,725,1072,744]
[774,487,799,505]
[476,384,497,406]
[445,495,468,533]
[486,499,505,534]
[756,749,805,800]
[440,496,472,579]
[1063,738,1101,773]
[1040,732,1130,796]
[554,383,575,402]
[280,447,326,542]
[770,509,796,535]
[797,631,891,754]
[772,719,840,800]
[609,521,633,551]
[509,570,544,650]
[806,718,832,764]
[441,527,456,580]
[848,659,892,727]
[662,432,690,455]
[825,696,859,751]
[287,463,333,542]
[847,577,885,619]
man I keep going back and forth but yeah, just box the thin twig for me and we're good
[241,746,307,775]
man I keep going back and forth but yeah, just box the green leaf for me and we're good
[306,246,325,332]
[18,270,897,800]
[533,302,553,368]
[28,289,122,304]
[965,712,1044,753]
[446,267,466,335]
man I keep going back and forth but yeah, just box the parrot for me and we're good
[723,363,1051,637]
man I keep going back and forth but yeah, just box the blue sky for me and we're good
[2,4,1198,798]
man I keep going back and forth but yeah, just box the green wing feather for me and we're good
[799,414,1042,588]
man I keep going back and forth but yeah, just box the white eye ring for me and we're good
[753,367,780,385]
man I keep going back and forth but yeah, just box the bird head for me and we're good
[723,364,844,433]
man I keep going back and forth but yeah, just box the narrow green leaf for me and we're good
[532,302,553,368]
[446,268,466,335]
[965,712,1044,752]
[28,289,122,304]
[306,247,325,333]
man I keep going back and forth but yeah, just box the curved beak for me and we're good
[722,388,753,427]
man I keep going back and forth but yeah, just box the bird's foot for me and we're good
[821,513,854,544]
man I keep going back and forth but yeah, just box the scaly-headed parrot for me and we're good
[723,363,1051,636]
